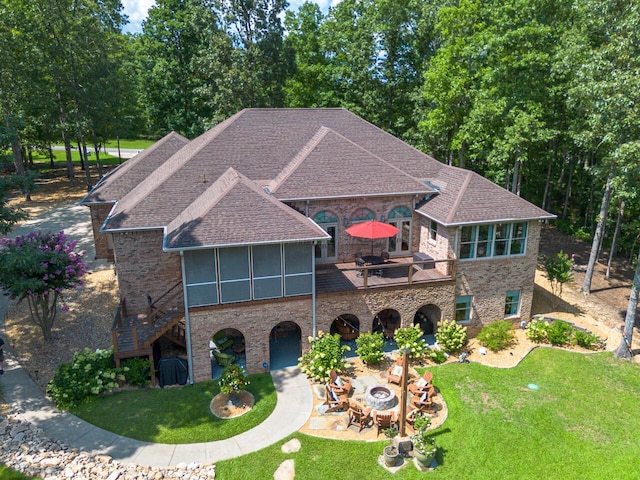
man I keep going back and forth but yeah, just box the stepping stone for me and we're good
[274,459,295,480]
[281,438,301,454]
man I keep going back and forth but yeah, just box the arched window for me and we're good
[313,211,338,262]
[350,208,375,223]
[313,210,338,224]
[387,206,412,255]
[388,206,412,219]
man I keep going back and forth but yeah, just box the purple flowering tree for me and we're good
[0,231,87,341]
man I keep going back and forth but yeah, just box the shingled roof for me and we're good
[417,166,555,225]
[98,108,553,247]
[80,131,189,205]
[164,168,330,250]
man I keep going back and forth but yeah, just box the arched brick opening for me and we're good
[372,308,401,339]
[268,321,302,370]
[330,314,360,341]
[414,305,441,335]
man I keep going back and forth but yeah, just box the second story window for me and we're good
[459,222,528,260]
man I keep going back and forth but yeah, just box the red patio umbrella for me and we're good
[346,220,400,254]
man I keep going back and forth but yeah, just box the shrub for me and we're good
[573,329,601,350]
[298,331,349,381]
[428,348,447,364]
[547,320,574,345]
[48,347,125,409]
[218,364,249,394]
[435,319,467,353]
[477,320,515,352]
[526,318,549,343]
[122,357,151,387]
[394,324,428,359]
[355,331,385,364]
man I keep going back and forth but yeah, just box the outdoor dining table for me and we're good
[360,255,386,265]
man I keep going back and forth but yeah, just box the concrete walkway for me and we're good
[0,203,313,467]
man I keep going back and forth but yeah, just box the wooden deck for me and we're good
[315,257,455,293]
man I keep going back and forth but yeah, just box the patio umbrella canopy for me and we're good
[346,220,400,254]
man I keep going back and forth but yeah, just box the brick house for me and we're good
[81,108,554,383]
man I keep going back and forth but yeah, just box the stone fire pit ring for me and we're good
[365,385,397,411]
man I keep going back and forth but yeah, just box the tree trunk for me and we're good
[81,138,92,190]
[62,134,75,186]
[7,118,26,176]
[561,157,575,220]
[48,145,55,169]
[92,132,103,179]
[581,173,613,294]
[511,158,521,196]
[615,247,639,359]
[606,200,624,279]
[542,156,553,211]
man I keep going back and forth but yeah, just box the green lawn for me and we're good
[0,465,37,480]
[215,349,640,479]
[70,374,276,444]
[103,138,155,150]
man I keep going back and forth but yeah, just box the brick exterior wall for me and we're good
[189,297,312,382]
[453,220,541,334]
[112,230,183,314]
[418,216,455,276]
[188,281,455,382]
[291,196,419,262]
[89,204,115,260]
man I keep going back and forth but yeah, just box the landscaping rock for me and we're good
[0,412,217,480]
[281,438,301,454]
[273,459,295,480]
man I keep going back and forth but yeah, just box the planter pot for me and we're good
[414,448,436,468]
[383,445,399,467]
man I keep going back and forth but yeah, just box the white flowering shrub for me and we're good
[298,331,349,382]
[48,347,125,409]
[435,319,467,353]
[394,324,428,359]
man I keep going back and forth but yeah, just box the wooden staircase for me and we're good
[111,281,185,368]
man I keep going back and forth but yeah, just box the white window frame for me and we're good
[505,290,521,318]
[429,220,437,243]
[459,222,528,260]
[455,295,473,324]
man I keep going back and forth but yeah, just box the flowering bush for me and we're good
[394,324,428,359]
[355,331,385,364]
[525,318,549,343]
[218,364,249,394]
[48,347,125,409]
[435,319,467,353]
[298,331,349,381]
[0,231,86,341]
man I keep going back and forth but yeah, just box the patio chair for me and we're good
[346,403,372,432]
[408,370,433,395]
[213,350,236,366]
[387,358,404,385]
[372,410,397,437]
[323,385,350,413]
[329,370,352,395]
[410,385,436,415]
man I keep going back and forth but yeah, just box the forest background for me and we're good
[1,0,639,264]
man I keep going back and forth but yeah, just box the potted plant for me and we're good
[382,426,400,467]
[411,413,437,468]
[218,364,249,406]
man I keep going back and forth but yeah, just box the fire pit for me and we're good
[365,385,397,410]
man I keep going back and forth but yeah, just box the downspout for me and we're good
[180,251,195,385]
[312,243,317,339]
[305,200,310,217]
